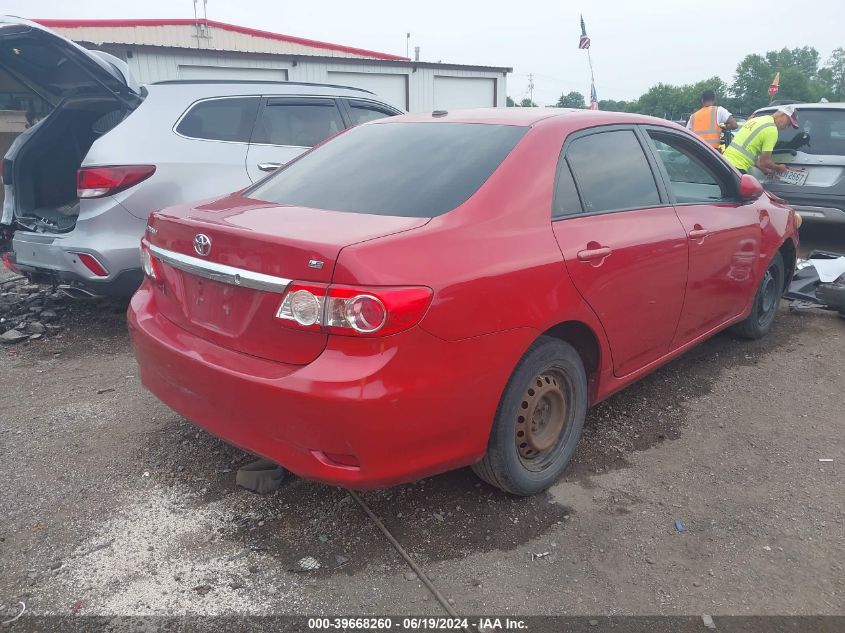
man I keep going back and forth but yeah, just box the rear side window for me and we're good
[247,122,526,217]
[176,97,259,142]
[347,101,397,126]
[251,100,344,147]
[553,159,583,218]
[566,130,660,213]
[774,109,845,156]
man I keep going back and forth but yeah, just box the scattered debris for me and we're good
[293,556,321,572]
[1,601,25,625]
[531,551,550,561]
[589,620,599,627]
[646,556,657,565]
[701,614,716,630]
[0,329,28,344]
[235,458,286,494]
[787,251,845,314]
[79,541,114,558]
[96,388,115,395]
[333,554,350,568]
[674,518,686,533]
[192,584,213,595]
[763,545,772,552]
[819,458,833,463]
[70,600,82,615]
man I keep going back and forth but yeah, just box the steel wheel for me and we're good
[757,267,778,327]
[515,370,572,472]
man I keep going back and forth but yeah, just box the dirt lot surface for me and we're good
[1,226,843,624]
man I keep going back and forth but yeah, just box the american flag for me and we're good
[590,82,598,110]
[579,15,591,49]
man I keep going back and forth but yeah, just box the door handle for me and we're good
[577,246,612,262]
[257,162,282,172]
[688,228,708,240]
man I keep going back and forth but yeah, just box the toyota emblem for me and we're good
[193,233,212,257]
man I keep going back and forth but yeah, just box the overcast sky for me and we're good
[7,0,844,104]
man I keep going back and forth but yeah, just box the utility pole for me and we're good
[406,32,410,59]
[527,73,535,105]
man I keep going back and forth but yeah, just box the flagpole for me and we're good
[586,47,596,92]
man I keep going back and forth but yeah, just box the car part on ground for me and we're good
[128,108,799,494]
[786,250,845,315]
[0,16,403,298]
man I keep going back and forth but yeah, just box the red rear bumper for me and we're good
[128,284,534,489]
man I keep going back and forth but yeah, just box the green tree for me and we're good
[597,99,630,112]
[506,96,517,107]
[730,47,825,113]
[820,47,845,100]
[556,91,586,108]
[520,98,538,107]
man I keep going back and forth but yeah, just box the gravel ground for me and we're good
[1,228,843,623]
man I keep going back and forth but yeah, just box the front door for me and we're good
[552,128,689,377]
[245,97,346,182]
[643,128,762,347]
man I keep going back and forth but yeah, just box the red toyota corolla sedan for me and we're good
[128,108,799,496]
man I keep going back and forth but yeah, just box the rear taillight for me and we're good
[140,242,160,280]
[77,165,156,198]
[276,282,432,337]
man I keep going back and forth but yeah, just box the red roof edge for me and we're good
[33,18,410,61]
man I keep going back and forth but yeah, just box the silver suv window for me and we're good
[175,97,260,142]
[775,109,845,156]
[251,99,344,147]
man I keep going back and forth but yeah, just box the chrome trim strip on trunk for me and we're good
[148,244,291,293]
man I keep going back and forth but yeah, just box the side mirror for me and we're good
[738,173,763,200]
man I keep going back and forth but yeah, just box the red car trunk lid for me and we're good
[146,195,429,364]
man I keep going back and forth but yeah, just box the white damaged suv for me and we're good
[0,17,401,297]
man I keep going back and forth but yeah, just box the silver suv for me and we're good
[752,102,845,223]
[0,17,401,297]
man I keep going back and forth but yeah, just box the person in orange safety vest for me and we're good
[687,90,738,149]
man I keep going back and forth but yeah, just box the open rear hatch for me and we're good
[0,17,141,108]
[146,194,429,365]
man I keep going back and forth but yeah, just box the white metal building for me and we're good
[35,19,510,112]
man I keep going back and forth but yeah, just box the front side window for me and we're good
[175,97,259,142]
[648,132,727,203]
[566,130,660,213]
[773,109,845,156]
[247,122,526,217]
[251,101,344,147]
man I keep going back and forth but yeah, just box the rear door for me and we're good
[172,95,259,189]
[643,127,761,347]
[551,127,689,377]
[245,97,345,182]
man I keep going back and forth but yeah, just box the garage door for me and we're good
[327,72,407,110]
[434,76,496,110]
[178,65,288,81]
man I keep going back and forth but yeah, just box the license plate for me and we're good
[777,168,808,186]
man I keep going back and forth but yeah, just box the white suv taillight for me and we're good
[276,282,431,337]
[77,165,156,198]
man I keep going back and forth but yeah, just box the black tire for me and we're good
[732,251,785,340]
[472,336,587,496]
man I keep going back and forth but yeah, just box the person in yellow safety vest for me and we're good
[687,90,737,149]
[723,104,799,176]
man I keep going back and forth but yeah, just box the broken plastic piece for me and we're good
[235,458,286,494]
[674,518,686,533]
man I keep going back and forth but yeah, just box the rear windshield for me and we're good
[772,109,845,156]
[247,122,526,217]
